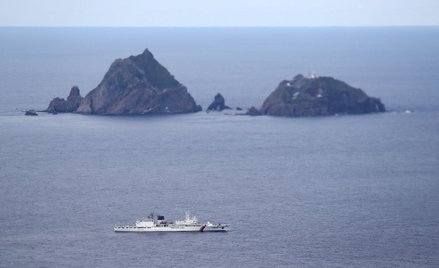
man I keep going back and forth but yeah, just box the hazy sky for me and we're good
[1,0,438,27]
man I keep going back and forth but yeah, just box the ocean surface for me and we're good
[0,27,439,267]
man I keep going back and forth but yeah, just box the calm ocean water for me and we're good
[1,28,439,267]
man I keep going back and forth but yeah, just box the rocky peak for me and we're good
[76,49,201,115]
[46,97,67,114]
[66,86,82,112]
[207,93,231,111]
[102,49,180,91]
[46,86,82,114]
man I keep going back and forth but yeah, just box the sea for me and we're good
[0,27,438,267]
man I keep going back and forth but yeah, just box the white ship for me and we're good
[114,212,229,232]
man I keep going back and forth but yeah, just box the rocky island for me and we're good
[207,93,231,111]
[44,49,386,118]
[46,49,201,115]
[258,74,385,117]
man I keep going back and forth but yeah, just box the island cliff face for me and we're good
[47,49,201,115]
[259,74,385,117]
[76,49,201,115]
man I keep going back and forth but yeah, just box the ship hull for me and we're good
[114,225,229,232]
[204,226,229,232]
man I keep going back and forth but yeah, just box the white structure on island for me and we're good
[309,71,319,79]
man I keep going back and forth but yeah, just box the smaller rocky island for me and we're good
[207,93,231,111]
[259,74,385,117]
[246,106,262,116]
[25,110,38,116]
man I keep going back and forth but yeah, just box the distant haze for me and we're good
[1,0,438,27]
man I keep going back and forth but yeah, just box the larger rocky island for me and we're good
[46,49,201,115]
[257,74,385,117]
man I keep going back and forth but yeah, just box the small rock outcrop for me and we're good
[46,86,83,114]
[76,49,201,115]
[46,97,67,114]
[260,74,386,117]
[66,86,82,112]
[25,110,38,116]
[246,106,262,116]
[207,93,231,111]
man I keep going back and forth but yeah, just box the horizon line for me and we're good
[1,25,439,29]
